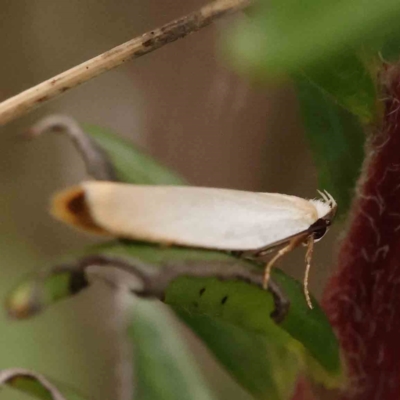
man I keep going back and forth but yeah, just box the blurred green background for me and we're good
[0,1,340,399]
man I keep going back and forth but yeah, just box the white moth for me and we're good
[52,182,337,308]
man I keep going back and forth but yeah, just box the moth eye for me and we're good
[309,218,331,242]
[313,226,328,241]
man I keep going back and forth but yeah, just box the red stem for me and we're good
[322,64,400,399]
[291,377,317,400]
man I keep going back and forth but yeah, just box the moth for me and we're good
[52,182,337,308]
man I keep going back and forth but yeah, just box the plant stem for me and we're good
[323,63,400,399]
[26,115,117,181]
[0,0,251,127]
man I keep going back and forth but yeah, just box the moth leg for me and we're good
[304,236,314,309]
[262,236,305,289]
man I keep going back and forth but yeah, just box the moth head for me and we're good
[308,190,337,242]
[308,217,331,242]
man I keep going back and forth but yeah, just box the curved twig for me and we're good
[6,254,289,323]
[26,115,117,181]
[69,254,290,323]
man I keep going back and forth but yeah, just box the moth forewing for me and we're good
[52,182,322,249]
[51,181,337,309]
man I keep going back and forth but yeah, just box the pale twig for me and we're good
[0,0,251,126]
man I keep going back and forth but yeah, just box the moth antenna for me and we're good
[322,190,335,208]
[304,236,314,309]
[326,190,337,208]
[317,189,329,203]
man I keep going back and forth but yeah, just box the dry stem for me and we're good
[0,0,251,126]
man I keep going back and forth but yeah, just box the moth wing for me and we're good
[52,182,319,251]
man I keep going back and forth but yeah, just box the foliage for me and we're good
[6,126,341,399]
[5,0,400,399]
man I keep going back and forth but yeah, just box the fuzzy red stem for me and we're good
[322,64,400,399]
[291,377,317,400]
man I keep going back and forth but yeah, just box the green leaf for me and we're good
[300,53,377,123]
[229,1,383,123]
[129,299,218,400]
[379,35,400,62]
[94,243,344,394]
[6,242,343,399]
[173,311,299,400]
[229,0,400,80]
[0,369,88,400]
[83,124,185,185]
[296,78,366,216]
[5,268,88,319]
[164,274,341,392]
